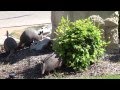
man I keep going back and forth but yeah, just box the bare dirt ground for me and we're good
[1,30,120,79]
[1,46,120,79]
[1,41,120,79]
[0,47,54,79]
[0,25,120,79]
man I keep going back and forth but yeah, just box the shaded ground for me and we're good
[0,47,54,79]
[1,46,120,79]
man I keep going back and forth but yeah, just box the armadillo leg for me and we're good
[6,55,10,61]
[46,71,50,75]
[6,50,14,61]
[27,58,31,67]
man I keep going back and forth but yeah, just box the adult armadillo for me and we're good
[17,28,43,49]
[4,31,17,61]
[40,53,62,75]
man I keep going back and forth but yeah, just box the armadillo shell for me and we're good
[43,54,62,72]
[4,37,17,52]
[19,29,41,47]
[21,29,40,41]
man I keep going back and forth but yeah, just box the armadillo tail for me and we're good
[6,31,9,38]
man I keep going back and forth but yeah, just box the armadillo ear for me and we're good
[38,31,43,35]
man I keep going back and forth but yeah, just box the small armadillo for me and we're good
[40,53,62,75]
[17,28,43,49]
[4,31,17,60]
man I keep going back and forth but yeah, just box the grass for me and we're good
[83,74,120,79]
[41,73,120,79]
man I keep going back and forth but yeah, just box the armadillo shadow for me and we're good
[19,63,43,79]
[19,63,62,79]
[0,47,53,64]
[19,52,62,79]
[19,55,77,79]
[20,62,77,79]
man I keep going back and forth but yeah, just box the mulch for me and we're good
[0,46,120,79]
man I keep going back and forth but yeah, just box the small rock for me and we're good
[7,72,16,79]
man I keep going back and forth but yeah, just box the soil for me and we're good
[0,46,120,79]
[0,24,120,79]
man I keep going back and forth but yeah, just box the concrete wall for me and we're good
[51,11,115,39]
[70,11,115,20]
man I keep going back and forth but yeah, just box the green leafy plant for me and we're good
[53,17,108,71]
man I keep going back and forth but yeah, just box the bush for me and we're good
[53,17,108,71]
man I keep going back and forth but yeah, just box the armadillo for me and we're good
[17,28,43,49]
[40,53,62,75]
[4,31,17,61]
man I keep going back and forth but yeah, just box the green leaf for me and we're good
[53,17,108,71]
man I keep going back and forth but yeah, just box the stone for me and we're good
[89,15,105,40]
[104,11,119,27]
[104,27,119,44]
[106,43,120,54]
[38,24,52,34]
[104,18,118,27]
[89,15,105,28]
[103,11,119,54]
[110,11,119,18]
[30,37,51,51]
